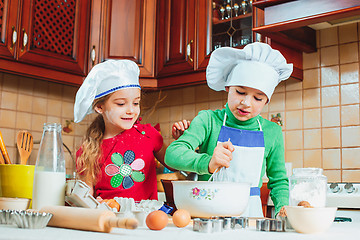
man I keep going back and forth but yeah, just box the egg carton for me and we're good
[65,180,111,210]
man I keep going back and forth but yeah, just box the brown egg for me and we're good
[146,210,168,230]
[172,209,191,228]
[298,201,313,208]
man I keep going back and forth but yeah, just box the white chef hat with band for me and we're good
[74,59,140,123]
[206,42,293,100]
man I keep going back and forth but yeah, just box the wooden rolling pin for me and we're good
[40,206,138,233]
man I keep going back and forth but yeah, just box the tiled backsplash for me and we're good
[1,22,359,182]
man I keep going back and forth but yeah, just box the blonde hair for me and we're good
[76,95,110,186]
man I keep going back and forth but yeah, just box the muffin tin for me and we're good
[193,216,248,233]
[0,209,52,228]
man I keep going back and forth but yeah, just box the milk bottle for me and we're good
[32,123,66,210]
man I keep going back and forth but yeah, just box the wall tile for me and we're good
[320,46,339,66]
[323,170,341,182]
[18,77,34,95]
[209,89,224,101]
[182,104,196,120]
[286,90,302,110]
[285,78,303,91]
[195,102,209,115]
[0,110,16,128]
[195,84,209,103]
[209,100,223,111]
[0,128,15,148]
[319,27,338,47]
[342,126,360,147]
[2,74,19,92]
[275,81,286,92]
[268,93,285,112]
[169,105,183,122]
[342,148,360,168]
[285,150,303,168]
[321,86,340,107]
[182,86,195,104]
[166,89,183,106]
[285,110,302,130]
[341,104,360,126]
[160,122,171,139]
[31,114,47,132]
[157,107,170,123]
[47,99,62,117]
[341,83,359,105]
[323,149,341,169]
[340,42,359,64]
[32,98,47,115]
[304,129,321,149]
[303,68,320,89]
[17,94,33,112]
[322,127,340,148]
[16,112,32,130]
[304,149,322,168]
[322,106,340,127]
[47,116,61,124]
[303,51,320,69]
[340,63,359,84]
[342,170,360,182]
[303,88,320,108]
[339,23,358,44]
[285,130,303,150]
[321,66,339,86]
[48,82,63,100]
[62,102,74,119]
[303,108,321,129]
[33,80,48,98]
[1,91,18,110]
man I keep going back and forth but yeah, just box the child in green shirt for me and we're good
[165,42,293,217]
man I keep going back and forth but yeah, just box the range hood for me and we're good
[253,0,360,52]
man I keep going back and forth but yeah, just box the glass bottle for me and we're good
[289,168,327,207]
[32,123,66,210]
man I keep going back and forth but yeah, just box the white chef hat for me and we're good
[74,59,140,123]
[206,42,293,100]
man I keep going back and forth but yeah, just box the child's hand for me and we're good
[278,206,287,217]
[172,120,191,140]
[208,140,234,173]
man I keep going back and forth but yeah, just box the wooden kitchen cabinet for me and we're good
[88,0,158,88]
[0,0,90,85]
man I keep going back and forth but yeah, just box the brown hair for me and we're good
[76,95,110,186]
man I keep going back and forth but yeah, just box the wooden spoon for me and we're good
[16,131,33,165]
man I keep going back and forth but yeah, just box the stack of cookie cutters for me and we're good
[193,216,249,233]
[256,218,285,232]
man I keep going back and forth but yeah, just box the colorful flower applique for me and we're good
[105,150,145,189]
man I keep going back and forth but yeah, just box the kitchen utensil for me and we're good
[12,210,53,229]
[0,164,35,208]
[0,130,11,164]
[172,181,250,218]
[0,152,4,164]
[284,206,337,234]
[16,131,33,165]
[0,209,15,225]
[40,206,138,233]
[256,218,285,232]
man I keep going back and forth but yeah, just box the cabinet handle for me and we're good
[21,28,28,52]
[10,26,17,50]
[187,40,193,63]
[90,45,96,64]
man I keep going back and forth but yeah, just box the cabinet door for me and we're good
[157,0,196,77]
[196,0,212,71]
[0,0,20,59]
[93,0,157,81]
[16,0,90,77]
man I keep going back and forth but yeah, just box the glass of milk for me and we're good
[32,123,66,210]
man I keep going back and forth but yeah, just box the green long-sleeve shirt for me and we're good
[165,105,289,214]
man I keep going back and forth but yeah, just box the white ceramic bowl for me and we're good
[0,197,30,210]
[285,206,337,234]
[172,181,250,218]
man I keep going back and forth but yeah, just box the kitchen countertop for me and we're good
[1,221,359,240]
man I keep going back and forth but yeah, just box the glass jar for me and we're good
[289,168,327,207]
[32,123,66,210]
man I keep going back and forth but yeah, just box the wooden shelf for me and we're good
[252,0,295,10]
[212,12,252,25]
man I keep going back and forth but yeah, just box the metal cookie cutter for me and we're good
[256,219,285,232]
[231,216,249,229]
[193,218,224,233]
